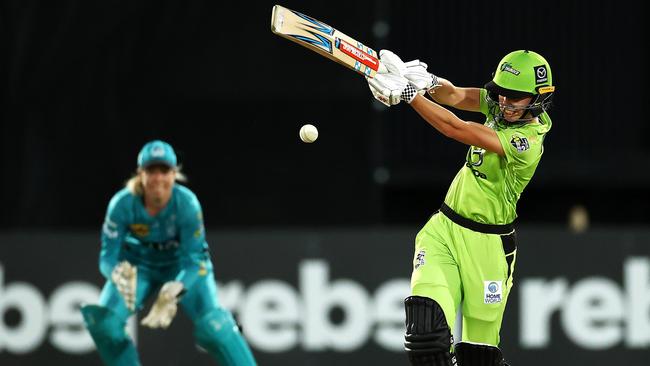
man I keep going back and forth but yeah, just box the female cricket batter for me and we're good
[367,50,554,366]
[80,140,256,366]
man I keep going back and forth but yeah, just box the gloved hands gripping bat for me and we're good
[367,50,440,106]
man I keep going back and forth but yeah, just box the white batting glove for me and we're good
[379,49,440,93]
[379,49,408,76]
[111,261,137,312]
[403,60,440,92]
[367,72,418,106]
[141,281,185,329]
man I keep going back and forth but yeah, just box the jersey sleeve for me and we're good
[99,192,130,279]
[478,88,490,116]
[496,126,543,164]
[174,191,209,289]
[495,124,546,191]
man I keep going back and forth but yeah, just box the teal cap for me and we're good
[137,140,177,168]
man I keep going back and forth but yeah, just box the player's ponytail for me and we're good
[126,174,144,196]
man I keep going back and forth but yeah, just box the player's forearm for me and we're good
[99,242,120,279]
[410,95,504,154]
[100,217,124,278]
[428,79,481,112]
[175,232,208,289]
[410,94,463,138]
[175,253,204,289]
[428,78,460,106]
[175,265,200,289]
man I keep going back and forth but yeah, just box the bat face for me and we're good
[271,5,383,78]
[273,8,335,54]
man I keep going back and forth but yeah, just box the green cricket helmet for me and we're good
[484,50,555,120]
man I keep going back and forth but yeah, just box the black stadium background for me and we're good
[1,1,648,366]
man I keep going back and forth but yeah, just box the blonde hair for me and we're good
[126,166,187,196]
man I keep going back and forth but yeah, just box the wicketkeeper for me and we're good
[367,50,555,366]
[81,140,257,366]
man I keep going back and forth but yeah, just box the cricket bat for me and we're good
[271,5,386,78]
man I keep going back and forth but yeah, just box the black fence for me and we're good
[1,227,648,365]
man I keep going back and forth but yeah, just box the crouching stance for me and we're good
[81,140,257,366]
[367,49,555,365]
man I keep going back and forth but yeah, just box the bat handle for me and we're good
[377,61,388,74]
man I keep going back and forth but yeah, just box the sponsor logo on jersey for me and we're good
[198,261,207,276]
[130,223,150,237]
[484,280,503,304]
[510,135,530,153]
[467,146,485,167]
[500,62,520,76]
[465,146,488,179]
[465,163,488,179]
[194,226,204,238]
[534,65,548,84]
[415,250,426,269]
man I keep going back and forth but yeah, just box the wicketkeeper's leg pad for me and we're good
[80,304,141,366]
[454,342,508,366]
[193,307,257,366]
[404,296,455,366]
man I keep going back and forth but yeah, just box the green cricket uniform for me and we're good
[410,88,552,346]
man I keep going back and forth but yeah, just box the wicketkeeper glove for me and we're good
[141,281,186,329]
[111,261,137,312]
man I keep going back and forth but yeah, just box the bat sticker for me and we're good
[288,10,335,54]
[335,38,380,71]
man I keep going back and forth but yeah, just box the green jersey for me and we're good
[443,89,552,225]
